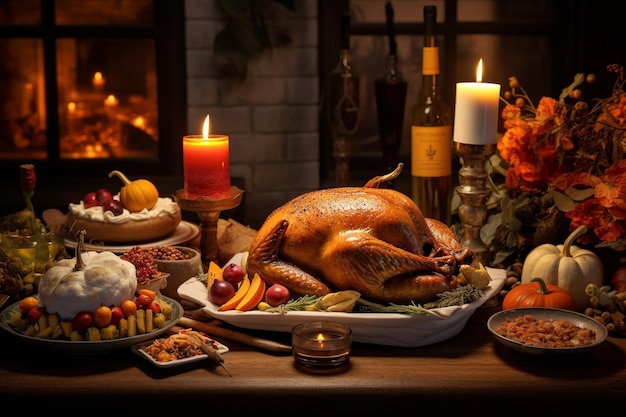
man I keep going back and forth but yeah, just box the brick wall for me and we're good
[184,0,319,229]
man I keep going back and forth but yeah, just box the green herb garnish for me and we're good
[423,285,485,309]
[356,298,430,315]
[262,295,321,313]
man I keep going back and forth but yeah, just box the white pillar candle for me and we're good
[453,59,501,145]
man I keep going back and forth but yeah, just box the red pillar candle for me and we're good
[183,115,231,200]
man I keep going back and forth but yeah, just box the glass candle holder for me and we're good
[292,321,352,372]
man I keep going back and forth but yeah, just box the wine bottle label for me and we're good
[411,125,452,177]
[422,47,440,75]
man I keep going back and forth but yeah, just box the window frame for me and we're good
[0,0,187,180]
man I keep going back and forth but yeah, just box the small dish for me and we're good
[487,307,608,355]
[132,338,229,368]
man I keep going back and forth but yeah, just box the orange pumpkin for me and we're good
[108,170,159,212]
[502,277,578,311]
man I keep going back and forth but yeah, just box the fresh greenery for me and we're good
[214,0,295,79]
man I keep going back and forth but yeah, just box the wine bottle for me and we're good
[374,1,408,181]
[329,13,360,186]
[410,5,452,224]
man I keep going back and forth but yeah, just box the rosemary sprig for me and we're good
[423,285,485,309]
[195,272,208,285]
[262,295,321,314]
[355,298,430,315]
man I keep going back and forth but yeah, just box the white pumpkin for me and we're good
[39,248,136,320]
[521,225,603,311]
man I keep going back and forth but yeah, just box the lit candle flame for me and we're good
[316,332,325,349]
[104,95,118,106]
[67,102,76,112]
[132,116,145,128]
[94,72,103,82]
[476,59,483,83]
[202,115,210,139]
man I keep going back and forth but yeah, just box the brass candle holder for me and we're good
[454,142,495,266]
[173,186,244,269]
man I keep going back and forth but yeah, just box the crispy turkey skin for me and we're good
[246,178,473,304]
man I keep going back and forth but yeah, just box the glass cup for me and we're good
[292,321,352,373]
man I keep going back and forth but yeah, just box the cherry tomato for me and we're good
[72,311,94,331]
[27,307,44,324]
[120,299,137,318]
[110,306,124,325]
[19,296,39,315]
[93,305,112,327]
[135,294,152,309]
[148,302,161,314]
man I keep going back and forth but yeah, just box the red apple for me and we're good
[72,311,94,331]
[96,188,113,204]
[102,199,124,216]
[264,283,291,306]
[110,306,124,325]
[222,263,245,286]
[83,192,99,208]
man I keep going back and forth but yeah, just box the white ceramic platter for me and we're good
[177,255,506,348]
[0,295,184,355]
[487,307,608,355]
[64,221,200,254]
[132,338,229,369]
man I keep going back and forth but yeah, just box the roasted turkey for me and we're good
[245,166,473,304]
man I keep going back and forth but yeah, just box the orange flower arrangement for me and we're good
[487,64,626,263]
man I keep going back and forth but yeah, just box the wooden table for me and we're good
[1,304,624,414]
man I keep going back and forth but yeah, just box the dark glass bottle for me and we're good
[329,13,359,186]
[410,5,452,224]
[374,1,407,183]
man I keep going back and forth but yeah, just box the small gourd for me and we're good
[109,170,159,212]
[521,225,603,311]
[502,277,577,311]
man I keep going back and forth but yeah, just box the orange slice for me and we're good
[236,273,266,312]
[206,261,223,297]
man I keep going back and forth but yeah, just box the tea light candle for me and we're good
[292,321,352,372]
[453,59,501,145]
[183,114,231,200]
